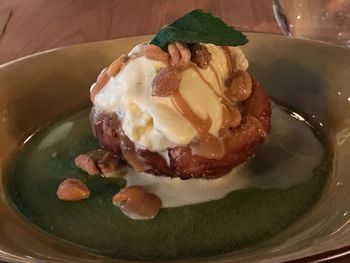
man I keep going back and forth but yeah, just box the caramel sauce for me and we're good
[91,108,146,172]
[170,89,226,160]
[169,46,245,160]
[209,64,222,89]
[221,46,236,72]
[188,63,221,97]
[171,90,212,138]
[188,62,232,113]
[190,135,225,159]
[92,47,242,161]
[190,101,240,160]
[117,126,147,173]
[113,186,162,219]
[221,104,235,129]
[219,103,242,142]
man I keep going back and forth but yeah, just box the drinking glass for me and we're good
[273,0,350,47]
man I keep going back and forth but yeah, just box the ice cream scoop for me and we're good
[90,41,270,179]
[91,43,248,153]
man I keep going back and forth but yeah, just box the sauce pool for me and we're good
[123,104,325,207]
[5,104,331,260]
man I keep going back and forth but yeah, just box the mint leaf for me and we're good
[150,9,248,50]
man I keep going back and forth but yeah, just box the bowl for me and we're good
[0,33,350,262]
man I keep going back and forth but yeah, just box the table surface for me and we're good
[0,0,281,65]
[0,1,348,263]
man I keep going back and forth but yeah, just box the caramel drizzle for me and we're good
[170,88,225,160]
[188,63,221,97]
[169,46,240,160]
[221,46,236,72]
[209,64,222,90]
[116,122,147,172]
[171,90,212,138]
[92,48,240,162]
[188,57,235,111]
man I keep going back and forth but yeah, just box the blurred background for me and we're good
[0,0,348,64]
[0,0,280,64]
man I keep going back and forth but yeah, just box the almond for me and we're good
[112,186,162,218]
[190,43,212,69]
[107,54,128,76]
[75,154,99,175]
[168,43,181,66]
[76,150,124,176]
[57,178,90,201]
[175,42,191,67]
[95,150,124,175]
[152,66,181,97]
[229,70,252,102]
[142,44,170,62]
[172,42,191,69]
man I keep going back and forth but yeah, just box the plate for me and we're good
[0,33,350,262]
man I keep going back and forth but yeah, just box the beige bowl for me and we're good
[0,33,350,262]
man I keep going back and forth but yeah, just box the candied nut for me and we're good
[168,43,181,66]
[190,43,212,69]
[168,42,191,69]
[175,42,191,64]
[229,70,252,102]
[96,151,124,176]
[112,186,162,219]
[107,54,128,76]
[78,149,125,176]
[90,69,110,102]
[142,44,170,62]
[57,178,90,201]
[75,154,99,175]
[152,66,181,97]
[97,68,107,81]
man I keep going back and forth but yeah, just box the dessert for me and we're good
[90,25,270,176]
[64,10,271,219]
[5,10,332,258]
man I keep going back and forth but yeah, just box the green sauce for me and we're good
[5,106,332,261]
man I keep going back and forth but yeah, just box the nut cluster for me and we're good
[57,150,124,202]
[74,150,123,176]
[142,44,170,62]
[168,42,191,69]
[150,42,212,97]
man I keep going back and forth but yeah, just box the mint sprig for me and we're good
[150,9,248,51]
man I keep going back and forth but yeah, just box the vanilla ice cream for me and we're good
[91,43,248,153]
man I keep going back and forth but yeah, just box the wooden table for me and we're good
[0,0,280,65]
[0,1,348,263]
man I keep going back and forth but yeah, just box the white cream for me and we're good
[92,43,249,152]
[123,105,324,208]
[231,46,249,71]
